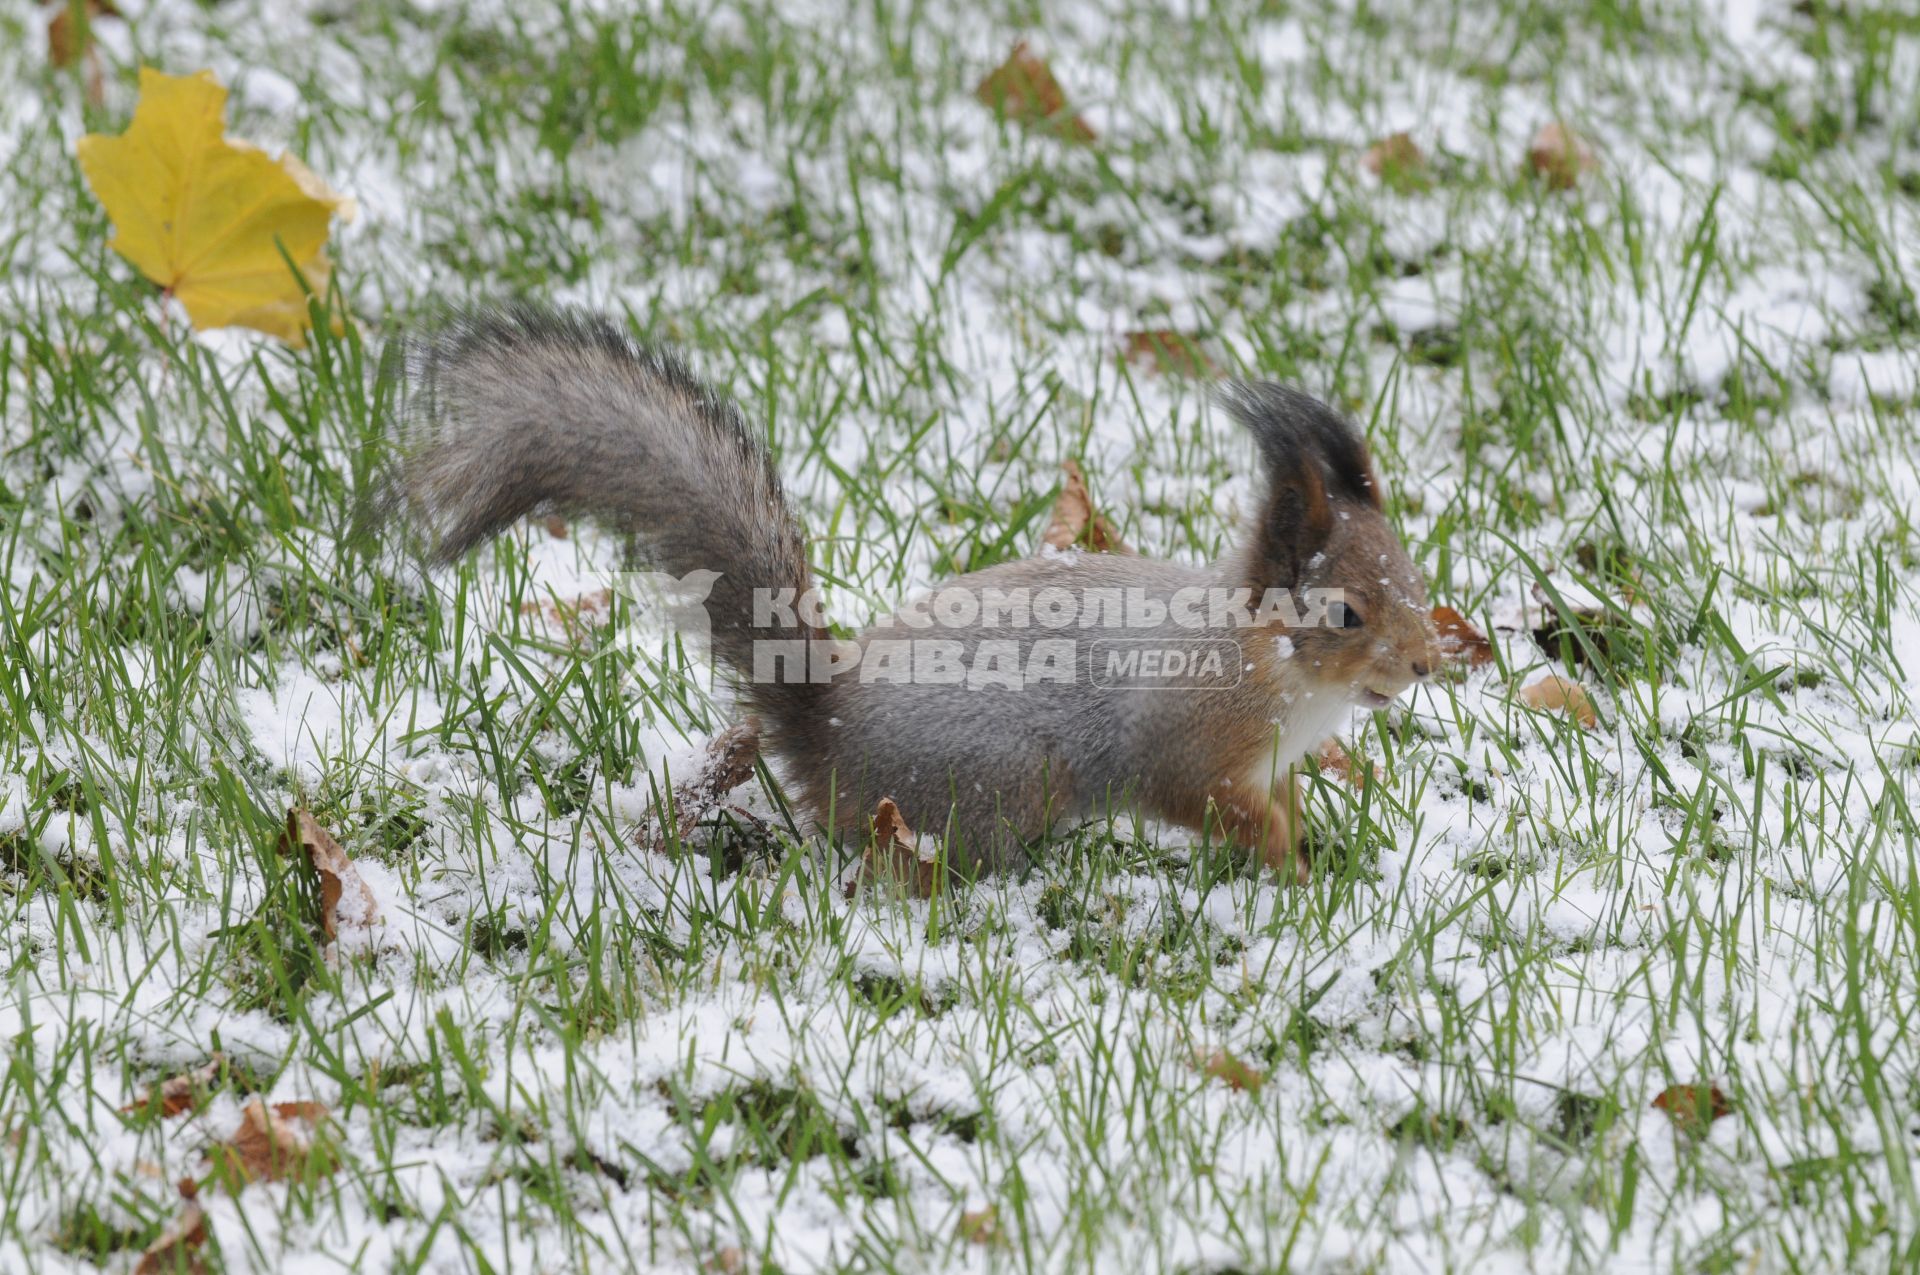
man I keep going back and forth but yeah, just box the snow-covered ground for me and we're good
[2,0,1918,1271]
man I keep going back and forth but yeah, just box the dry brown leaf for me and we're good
[1315,739,1383,789]
[1362,131,1423,174]
[1362,132,1427,191]
[1430,605,1494,669]
[125,1055,224,1118]
[1526,122,1596,190]
[207,1098,333,1186]
[543,514,569,539]
[845,797,942,899]
[518,587,615,644]
[270,1100,331,1124]
[703,1249,746,1274]
[1042,459,1129,554]
[639,722,763,853]
[279,809,377,940]
[46,1,117,65]
[1519,674,1598,728]
[134,1202,208,1275]
[958,1206,1003,1245]
[1122,329,1215,379]
[1652,1083,1732,1135]
[46,1,118,107]
[1195,1048,1265,1093]
[976,42,1095,143]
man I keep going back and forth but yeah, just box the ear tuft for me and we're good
[1221,381,1386,592]
[1219,381,1382,510]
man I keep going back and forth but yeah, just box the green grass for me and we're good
[2,0,1919,1271]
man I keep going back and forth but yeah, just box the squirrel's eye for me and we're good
[1340,605,1366,630]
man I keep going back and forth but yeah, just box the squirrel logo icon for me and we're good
[606,568,723,682]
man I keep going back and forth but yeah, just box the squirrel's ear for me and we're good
[1221,380,1378,589]
[1252,446,1335,590]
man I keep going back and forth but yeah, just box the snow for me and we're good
[1,0,1917,1271]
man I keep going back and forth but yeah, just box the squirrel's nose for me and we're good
[1411,660,1431,679]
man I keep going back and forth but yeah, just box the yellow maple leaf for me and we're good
[76,67,355,346]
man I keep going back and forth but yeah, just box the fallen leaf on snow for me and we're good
[46,1,119,106]
[976,42,1095,143]
[134,1202,208,1275]
[125,1055,224,1118]
[1315,739,1382,789]
[269,1100,331,1123]
[1122,329,1215,378]
[958,1206,1003,1245]
[1430,605,1494,669]
[1362,131,1427,190]
[1652,1083,1732,1135]
[518,587,615,645]
[1526,122,1596,190]
[279,809,377,939]
[206,1097,333,1186]
[1042,459,1129,554]
[845,797,942,899]
[1518,674,1599,728]
[1195,1048,1265,1093]
[76,67,355,345]
[638,722,764,853]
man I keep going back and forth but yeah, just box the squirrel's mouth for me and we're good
[1357,688,1397,710]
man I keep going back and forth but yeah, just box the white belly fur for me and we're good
[1243,688,1355,792]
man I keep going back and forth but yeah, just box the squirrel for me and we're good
[375,305,1437,879]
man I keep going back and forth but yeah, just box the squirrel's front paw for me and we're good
[1204,778,1307,884]
[1262,837,1311,886]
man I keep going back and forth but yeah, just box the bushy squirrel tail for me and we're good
[374,303,825,733]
